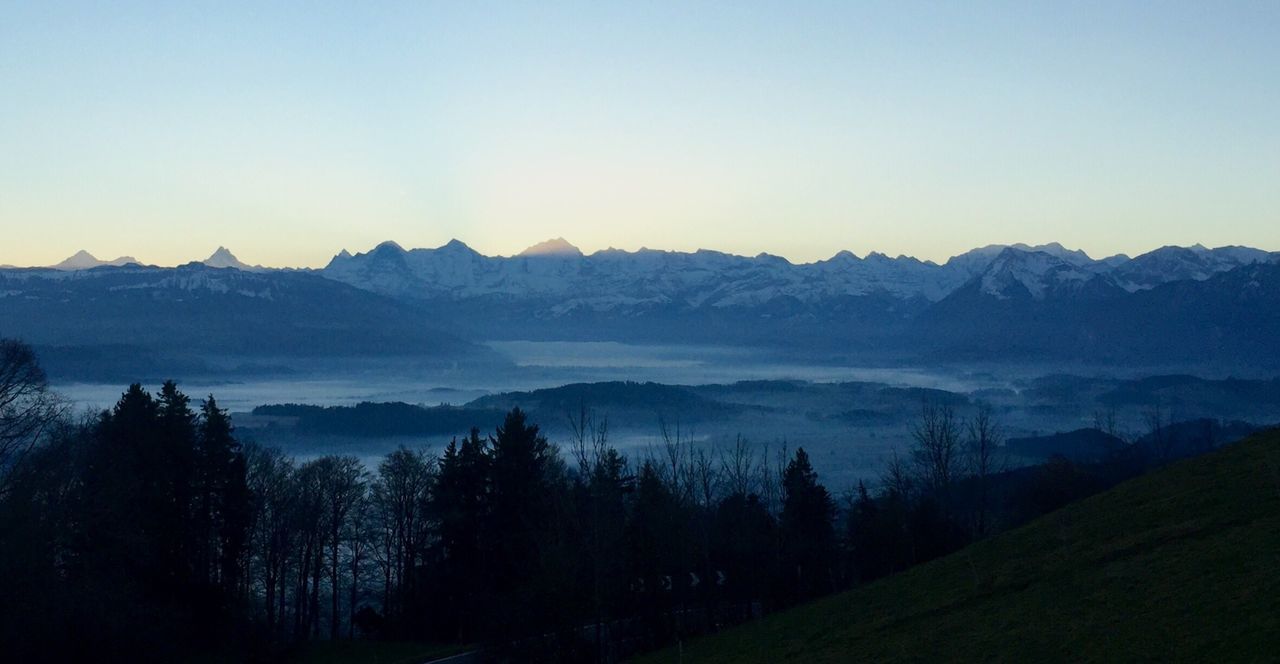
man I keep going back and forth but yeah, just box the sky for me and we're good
[2,1,1278,268]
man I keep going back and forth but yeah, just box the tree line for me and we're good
[0,339,1209,662]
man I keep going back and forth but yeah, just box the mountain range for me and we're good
[318,239,1280,364]
[0,261,491,380]
[39,247,267,272]
[4,240,1279,374]
[321,239,1274,305]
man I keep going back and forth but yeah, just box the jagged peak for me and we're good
[519,237,582,257]
[202,246,259,270]
[206,246,238,261]
[973,246,1112,301]
[323,248,357,271]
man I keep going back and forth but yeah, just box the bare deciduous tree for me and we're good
[720,434,758,497]
[567,401,610,478]
[756,440,789,516]
[966,403,1004,537]
[0,339,63,497]
[370,447,434,621]
[880,449,914,501]
[692,446,719,509]
[658,416,695,502]
[910,401,962,500]
[320,456,367,639]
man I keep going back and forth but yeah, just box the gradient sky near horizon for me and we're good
[2,1,1278,268]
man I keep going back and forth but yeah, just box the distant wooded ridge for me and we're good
[245,375,1280,439]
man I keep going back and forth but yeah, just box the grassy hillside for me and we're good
[643,429,1280,662]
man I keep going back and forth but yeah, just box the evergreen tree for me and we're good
[711,491,777,603]
[432,428,490,641]
[627,460,681,646]
[845,481,891,583]
[193,395,250,597]
[485,408,560,634]
[779,448,835,603]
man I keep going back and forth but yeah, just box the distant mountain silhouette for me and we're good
[50,250,139,270]
[1110,244,1272,291]
[202,246,263,271]
[518,237,583,257]
[917,259,1280,366]
[0,263,494,380]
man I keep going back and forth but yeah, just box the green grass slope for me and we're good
[643,429,1280,662]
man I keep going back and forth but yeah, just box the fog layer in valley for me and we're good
[54,341,1276,489]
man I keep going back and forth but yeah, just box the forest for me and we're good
[0,339,1219,662]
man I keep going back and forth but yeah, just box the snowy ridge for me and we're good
[976,249,1113,300]
[13,240,1274,316]
[322,238,1273,313]
[322,239,973,309]
[1109,245,1273,292]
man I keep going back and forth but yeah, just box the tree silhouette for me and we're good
[0,340,62,497]
[779,448,836,602]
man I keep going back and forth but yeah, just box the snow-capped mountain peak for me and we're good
[310,239,1274,316]
[1109,245,1272,291]
[977,248,1110,300]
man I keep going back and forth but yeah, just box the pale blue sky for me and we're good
[2,1,1277,267]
